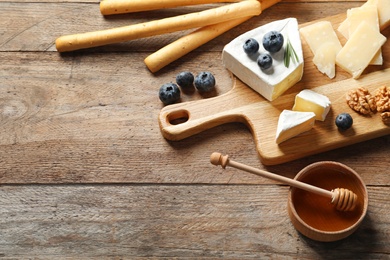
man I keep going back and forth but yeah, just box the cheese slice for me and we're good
[300,21,342,79]
[312,42,340,79]
[337,19,349,39]
[377,0,390,29]
[275,110,316,144]
[222,18,304,101]
[363,0,390,30]
[336,21,387,79]
[300,21,342,55]
[339,0,390,38]
[292,89,331,121]
[347,5,382,65]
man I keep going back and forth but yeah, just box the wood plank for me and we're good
[0,184,388,258]
[1,0,389,258]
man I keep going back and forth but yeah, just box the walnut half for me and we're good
[381,112,390,125]
[375,86,390,113]
[346,87,376,115]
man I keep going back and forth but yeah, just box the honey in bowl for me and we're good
[288,161,368,242]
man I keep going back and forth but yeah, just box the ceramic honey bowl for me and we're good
[287,161,368,242]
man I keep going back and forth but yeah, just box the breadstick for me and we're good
[55,0,261,52]
[144,16,252,72]
[144,0,281,72]
[100,0,238,15]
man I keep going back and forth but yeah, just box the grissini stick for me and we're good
[210,152,358,212]
[144,0,281,72]
[55,0,261,52]
[144,16,252,72]
[100,0,238,15]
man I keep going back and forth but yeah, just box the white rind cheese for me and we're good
[275,110,316,144]
[292,89,331,121]
[222,18,304,101]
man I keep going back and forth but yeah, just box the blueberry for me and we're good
[335,113,353,131]
[243,38,259,55]
[194,72,216,92]
[159,83,181,105]
[257,53,273,70]
[176,71,194,89]
[263,31,284,53]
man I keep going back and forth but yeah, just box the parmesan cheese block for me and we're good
[312,42,340,79]
[363,0,390,30]
[292,89,331,121]
[300,21,341,55]
[339,0,390,38]
[222,18,303,101]
[336,21,387,79]
[275,110,316,144]
[300,21,342,79]
[337,19,349,39]
[347,5,382,65]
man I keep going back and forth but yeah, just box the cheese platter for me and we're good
[158,12,390,165]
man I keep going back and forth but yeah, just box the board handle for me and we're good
[158,79,259,141]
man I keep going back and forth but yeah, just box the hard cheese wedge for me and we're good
[364,0,390,30]
[222,18,303,101]
[347,5,382,65]
[338,0,390,38]
[292,89,331,121]
[312,42,340,79]
[336,21,387,79]
[300,21,342,79]
[275,110,316,144]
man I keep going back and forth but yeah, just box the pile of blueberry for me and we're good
[159,71,216,105]
[243,31,284,70]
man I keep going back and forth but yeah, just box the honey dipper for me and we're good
[210,152,358,212]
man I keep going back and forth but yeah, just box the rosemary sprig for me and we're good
[284,37,299,68]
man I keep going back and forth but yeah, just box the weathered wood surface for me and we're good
[1,0,389,258]
[0,185,389,258]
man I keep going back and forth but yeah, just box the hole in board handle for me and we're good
[166,109,189,125]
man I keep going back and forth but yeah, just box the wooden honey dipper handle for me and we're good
[210,152,358,211]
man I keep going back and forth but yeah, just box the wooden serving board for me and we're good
[158,14,390,165]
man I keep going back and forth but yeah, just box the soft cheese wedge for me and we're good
[300,21,342,79]
[336,21,387,79]
[222,18,304,101]
[292,89,331,121]
[275,110,316,144]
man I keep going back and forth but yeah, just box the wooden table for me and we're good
[1,0,389,258]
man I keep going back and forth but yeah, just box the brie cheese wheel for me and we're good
[292,89,331,121]
[222,18,304,101]
[275,110,316,144]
